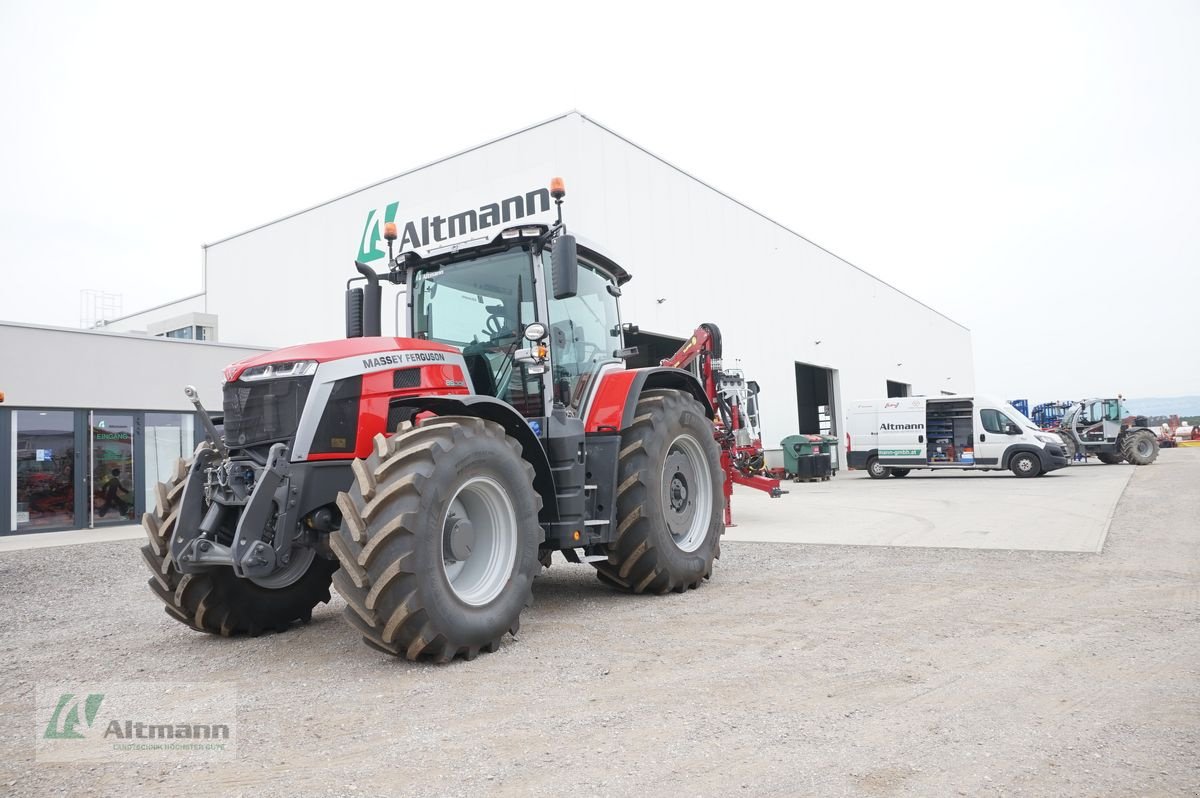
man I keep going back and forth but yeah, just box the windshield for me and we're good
[412,250,540,411]
[1004,403,1041,431]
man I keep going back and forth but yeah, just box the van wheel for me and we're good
[890,469,911,478]
[866,457,890,479]
[1010,452,1041,478]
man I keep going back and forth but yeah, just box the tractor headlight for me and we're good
[240,360,319,381]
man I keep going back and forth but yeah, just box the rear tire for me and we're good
[140,454,337,636]
[1120,429,1159,465]
[1010,451,1041,478]
[866,457,890,479]
[1096,452,1125,465]
[594,389,723,594]
[330,416,541,662]
[890,468,911,478]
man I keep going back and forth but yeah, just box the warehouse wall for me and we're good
[201,112,974,448]
[566,115,975,446]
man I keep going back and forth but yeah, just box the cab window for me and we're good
[981,409,1016,434]
[544,258,621,409]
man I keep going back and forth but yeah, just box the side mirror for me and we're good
[551,234,578,300]
[1005,423,1021,435]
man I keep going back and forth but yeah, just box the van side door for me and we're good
[878,399,926,465]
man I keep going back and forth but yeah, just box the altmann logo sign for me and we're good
[37,682,237,762]
[357,186,553,262]
[880,423,925,431]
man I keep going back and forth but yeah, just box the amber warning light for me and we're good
[383,222,398,241]
[550,177,566,199]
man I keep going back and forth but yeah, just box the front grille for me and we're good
[222,377,313,448]
[393,368,421,389]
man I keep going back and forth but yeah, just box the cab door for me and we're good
[877,399,926,466]
[976,406,1018,467]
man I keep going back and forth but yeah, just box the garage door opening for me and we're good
[795,362,838,435]
[622,329,686,370]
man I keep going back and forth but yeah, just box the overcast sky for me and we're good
[1,0,1196,401]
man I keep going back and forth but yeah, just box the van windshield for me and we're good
[1004,403,1041,431]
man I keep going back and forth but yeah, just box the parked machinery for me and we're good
[1030,400,1074,430]
[660,323,783,525]
[139,179,726,662]
[1056,397,1160,465]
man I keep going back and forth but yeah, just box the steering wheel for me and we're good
[484,314,507,339]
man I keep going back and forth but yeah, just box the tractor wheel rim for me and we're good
[441,476,518,607]
[249,544,316,589]
[662,433,712,553]
[1136,439,1152,456]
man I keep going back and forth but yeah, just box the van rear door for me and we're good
[878,397,926,465]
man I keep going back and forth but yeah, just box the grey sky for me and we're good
[1,0,1196,401]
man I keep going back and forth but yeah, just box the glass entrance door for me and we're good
[91,413,136,525]
[13,410,77,531]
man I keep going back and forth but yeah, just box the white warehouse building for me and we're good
[4,111,972,535]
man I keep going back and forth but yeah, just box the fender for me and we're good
[846,448,877,470]
[386,395,557,522]
[585,367,714,433]
[1000,443,1047,470]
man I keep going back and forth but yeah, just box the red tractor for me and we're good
[140,179,724,661]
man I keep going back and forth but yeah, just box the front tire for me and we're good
[1010,451,1042,478]
[330,416,541,662]
[866,456,890,479]
[1056,431,1077,461]
[1096,452,1124,465]
[890,468,911,478]
[140,454,337,636]
[594,389,723,594]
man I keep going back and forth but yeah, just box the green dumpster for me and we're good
[781,434,824,473]
[819,435,840,473]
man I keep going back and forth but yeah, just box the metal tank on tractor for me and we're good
[140,179,725,662]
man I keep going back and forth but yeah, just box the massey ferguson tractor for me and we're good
[140,178,725,662]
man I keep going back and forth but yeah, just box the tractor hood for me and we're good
[223,337,460,382]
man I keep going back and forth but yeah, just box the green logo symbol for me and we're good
[44,693,104,739]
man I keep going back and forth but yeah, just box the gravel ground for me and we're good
[1,450,1197,797]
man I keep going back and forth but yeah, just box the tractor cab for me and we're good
[405,229,626,418]
[1063,398,1122,442]
[348,178,632,426]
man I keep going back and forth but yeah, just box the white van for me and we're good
[846,395,1069,478]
